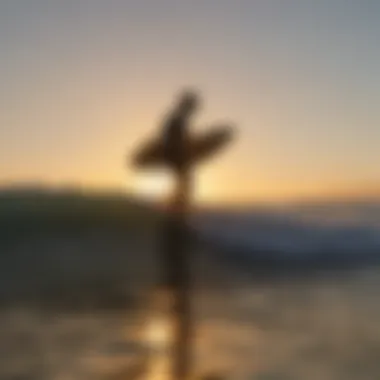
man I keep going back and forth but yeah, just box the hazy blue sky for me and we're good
[0,0,379,202]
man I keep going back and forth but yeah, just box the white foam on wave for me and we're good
[194,201,380,256]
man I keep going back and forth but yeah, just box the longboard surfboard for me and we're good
[132,126,233,169]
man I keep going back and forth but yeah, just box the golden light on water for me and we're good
[144,314,173,380]
[145,315,172,350]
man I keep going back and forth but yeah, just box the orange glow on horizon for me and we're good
[2,174,378,206]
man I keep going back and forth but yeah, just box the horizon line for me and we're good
[0,180,378,207]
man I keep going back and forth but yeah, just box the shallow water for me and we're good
[2,267,380,380]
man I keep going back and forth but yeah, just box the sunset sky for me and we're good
[0,1,379,203]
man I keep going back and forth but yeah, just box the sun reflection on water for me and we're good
[144,314,173,380]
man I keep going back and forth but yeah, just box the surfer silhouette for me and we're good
[130,90,234,380]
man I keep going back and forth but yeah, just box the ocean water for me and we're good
[190,200,380,379]
[195,200,380,259]
[1,197,380,379]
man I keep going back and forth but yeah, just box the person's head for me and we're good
[176,89,200,118]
